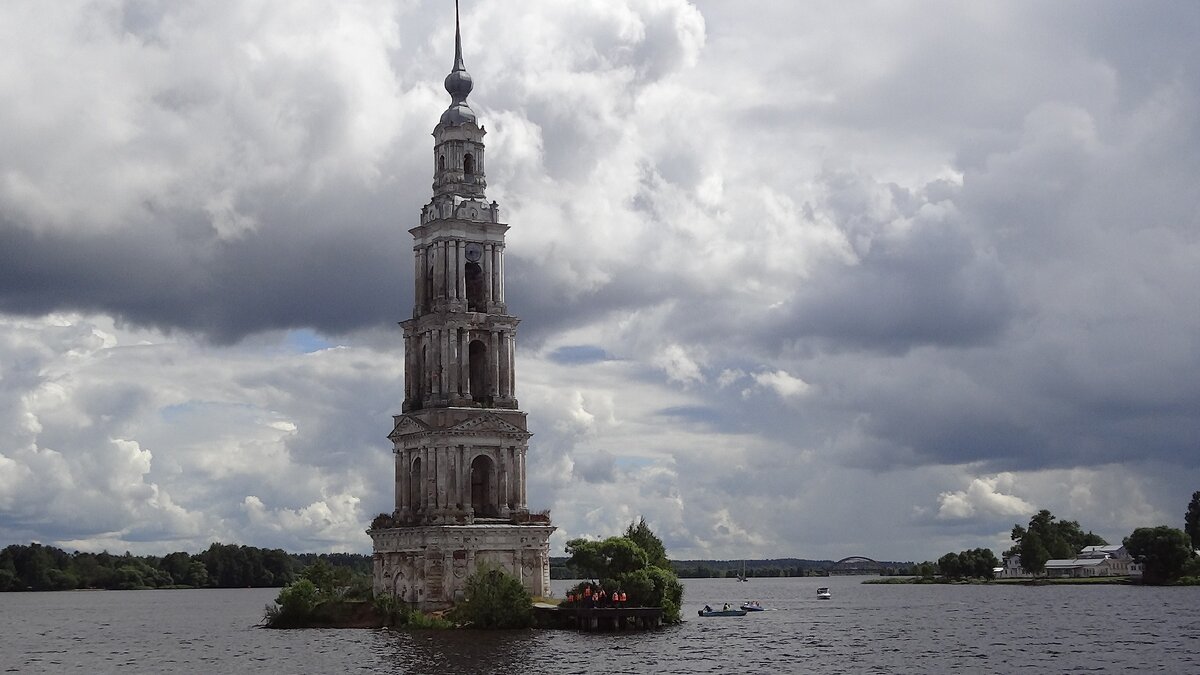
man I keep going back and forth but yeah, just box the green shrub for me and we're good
[450,564,532,629]
[263,578,319,628]
[403,608,454,629]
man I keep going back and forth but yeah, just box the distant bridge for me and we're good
[828,556,885,575]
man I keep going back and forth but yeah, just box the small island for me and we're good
[263,517,684,631]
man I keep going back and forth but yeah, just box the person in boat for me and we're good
[703,604,712,613]
[722,603,730,611]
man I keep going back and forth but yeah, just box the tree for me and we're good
[1010,510,1107,575]
[1185,491,1200,549]
[1125,526,1194,585]
[936,549,998,580]
[937,553,961,579]
[1019,528,1050,575]
[624,517,670,570]
[564,537,648,582]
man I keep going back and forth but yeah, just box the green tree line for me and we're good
[0,542,371,592]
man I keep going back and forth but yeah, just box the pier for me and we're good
[532,605,664,631]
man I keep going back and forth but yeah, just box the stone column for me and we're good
[504,331,515,397]
[432,242,443,301]
[458,329,469,398]
[456,445,466,511]
[400,451,410,509]
[443,328,450,400]
[437,446,448,511]
[403,338,412,403]
[425,447,434,512]
[516,447,525,509]
[401,450,410,513]
[421,333,430,402]
[456,240,466,302]
[414,247,424,312]
[490,331,500,397]
[483,243,493,304]
[498,450,509,512]
[446,326,458,397]
[497,245,505,303]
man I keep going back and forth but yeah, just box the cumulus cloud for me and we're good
[751,370,811,399]
[936,474,1035,521]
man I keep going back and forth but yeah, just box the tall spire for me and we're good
[453,0,465,73]
[441,0,476,125]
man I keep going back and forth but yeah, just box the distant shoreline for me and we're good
[863,576,1135,586]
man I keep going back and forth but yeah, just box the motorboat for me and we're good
[739,601,767,612]
[816,587,831,600]
[699,605,747,617]
[699,608,748,617]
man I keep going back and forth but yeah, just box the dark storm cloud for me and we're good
[0,186,412,344]
[773,215,1013,354]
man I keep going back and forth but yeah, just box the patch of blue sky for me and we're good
[547,344,611,365]
[286,328,333,353]
[613,456,655,470]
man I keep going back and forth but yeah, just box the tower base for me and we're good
[370,523,554,611]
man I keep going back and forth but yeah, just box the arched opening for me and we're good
[438,154,446,171]
[465,262,484,311]
[410,456,423,513]
[463,153,475,176]
[469,340,488,404]
[470,454,496,517]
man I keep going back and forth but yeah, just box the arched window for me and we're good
[465,262,484,311]
[469,339,488,404]
[438,154,446,171]
[463,153,475,176]
[470,454,496,517]
[410,456,423,513]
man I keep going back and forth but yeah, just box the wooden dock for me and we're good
[532,605,664,631]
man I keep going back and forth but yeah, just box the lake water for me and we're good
[3,576,1198,674]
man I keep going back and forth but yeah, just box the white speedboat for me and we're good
[816,587,831,600]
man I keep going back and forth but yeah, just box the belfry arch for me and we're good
[465,262,484,310]
[469,339,488,403]
[470,454,496,517]
[409,456,423,513]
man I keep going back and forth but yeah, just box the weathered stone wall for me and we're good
[371,524,554,610]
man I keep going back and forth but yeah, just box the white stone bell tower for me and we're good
[370,1,554,610]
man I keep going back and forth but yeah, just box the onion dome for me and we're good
[439,1,476,126]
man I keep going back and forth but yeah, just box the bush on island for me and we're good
[264,578,319,628]
[563,520,685,624]
[450,564,533,629]
[263,559,376,628]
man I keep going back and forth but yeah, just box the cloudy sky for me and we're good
[1,0,1197,563]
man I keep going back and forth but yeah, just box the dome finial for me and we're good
[441,0,476,124]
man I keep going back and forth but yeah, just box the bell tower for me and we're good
[371,1,554,610]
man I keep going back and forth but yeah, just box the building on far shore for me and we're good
[1002,544,1143,579]
[368,4,554,611]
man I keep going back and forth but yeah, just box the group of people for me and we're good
[566,584,630,608]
